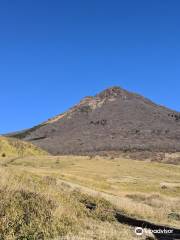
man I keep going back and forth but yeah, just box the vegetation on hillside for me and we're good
[0,154,179,239]
[7,155,180,228]
[0,165,139,240]
[0,136,47,158]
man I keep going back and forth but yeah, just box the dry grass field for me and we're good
[0,154,180,239]
[0,136,47,158]
[0,161,142,240]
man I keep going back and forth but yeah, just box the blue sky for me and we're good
[0,0,180,133]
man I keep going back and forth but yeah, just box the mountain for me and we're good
[7,86,180,154]
[0,136,47,157]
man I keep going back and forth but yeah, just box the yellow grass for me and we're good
[0,164,143,240]
[0,156,180,240]
[2,155,180,229]
[0,136,47,158]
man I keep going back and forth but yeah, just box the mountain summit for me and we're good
[9,86,180,154]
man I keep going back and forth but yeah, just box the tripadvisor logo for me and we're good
[135,227,144,236]
[135,227,174,236]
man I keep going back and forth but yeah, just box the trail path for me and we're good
[57,178,180,240]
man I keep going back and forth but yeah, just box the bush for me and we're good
[0,189,77,239]
[72,191,116,222]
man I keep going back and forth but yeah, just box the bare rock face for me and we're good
[8,87,180,154]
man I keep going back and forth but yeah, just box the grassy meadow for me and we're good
[0,152,180,239]
[0,159,142,240]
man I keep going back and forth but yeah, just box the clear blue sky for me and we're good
[0,0,179,133]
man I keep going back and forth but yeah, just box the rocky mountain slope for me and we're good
[8,87,180,154]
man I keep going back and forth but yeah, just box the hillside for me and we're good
[0,155,180,239]
[8,86,180,155]
[0,163,146,240]
[0,136,47,158]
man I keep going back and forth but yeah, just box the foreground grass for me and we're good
[0,165,140,240]
[0,154,180,239]
[5,155,180,228]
